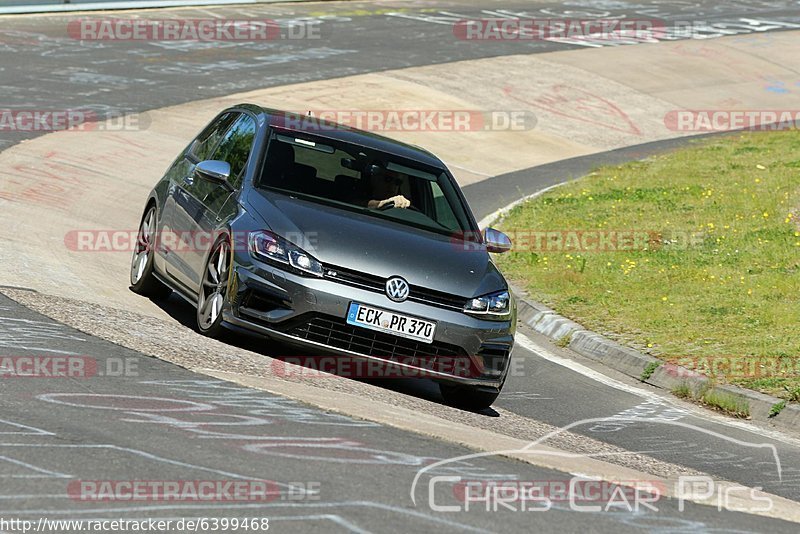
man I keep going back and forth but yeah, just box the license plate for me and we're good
[346,302,436,343]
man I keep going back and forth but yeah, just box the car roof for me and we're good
[232,103,447,169]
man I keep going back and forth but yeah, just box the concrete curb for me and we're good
[512,282,800,433]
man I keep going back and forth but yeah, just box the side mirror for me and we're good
[195,160,231,184]
[483,227,512,253]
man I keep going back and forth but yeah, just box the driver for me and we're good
[365,163,411,209]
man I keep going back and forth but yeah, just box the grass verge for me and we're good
[495,131,800,400]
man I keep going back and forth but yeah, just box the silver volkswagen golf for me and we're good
[131,104,515,409]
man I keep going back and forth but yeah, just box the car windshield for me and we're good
[256,132,474,235]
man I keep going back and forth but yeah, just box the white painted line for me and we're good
[0,495,70,500]
[0,455,71,479]
[478,182,566,229]
[515,333,800,447]
[516,333,660,401]
[0,419,55,436]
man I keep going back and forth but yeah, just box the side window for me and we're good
[431,182,459,231]
[189,112,238,162]
[212,114,257,190]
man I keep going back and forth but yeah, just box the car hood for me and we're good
[246,189,506,298]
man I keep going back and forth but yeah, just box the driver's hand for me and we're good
[379,195,410,209]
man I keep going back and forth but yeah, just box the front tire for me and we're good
[439,383,500,411]
[130,205,171,299]
[197,236,230,338]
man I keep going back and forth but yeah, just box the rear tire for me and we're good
[439,384,500,411]
[130,204,171,299]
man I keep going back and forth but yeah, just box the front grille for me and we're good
[323,264,467,311]
[283,314,468,365]
[323,266,383,292]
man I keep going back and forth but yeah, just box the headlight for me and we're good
[464,290,511,317]
[248,231,323,277]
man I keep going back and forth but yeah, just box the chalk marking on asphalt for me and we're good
[0,495,68,499]
[0,345,81,356]
[0,317,79,326]
[0,419,55,436]
[194,8,224,19]
[37,393,216,412]
[515,333,800,448]
[0,444,305,493]
[0,314,87,354]
[0,455,71,479]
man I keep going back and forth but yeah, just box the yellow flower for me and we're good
[661,296,668,301]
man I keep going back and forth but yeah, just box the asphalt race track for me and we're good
[2,0,800,150]
[2,1,800,532]
[7,291,800,532]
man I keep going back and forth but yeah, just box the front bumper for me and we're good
[223,260,515,391]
